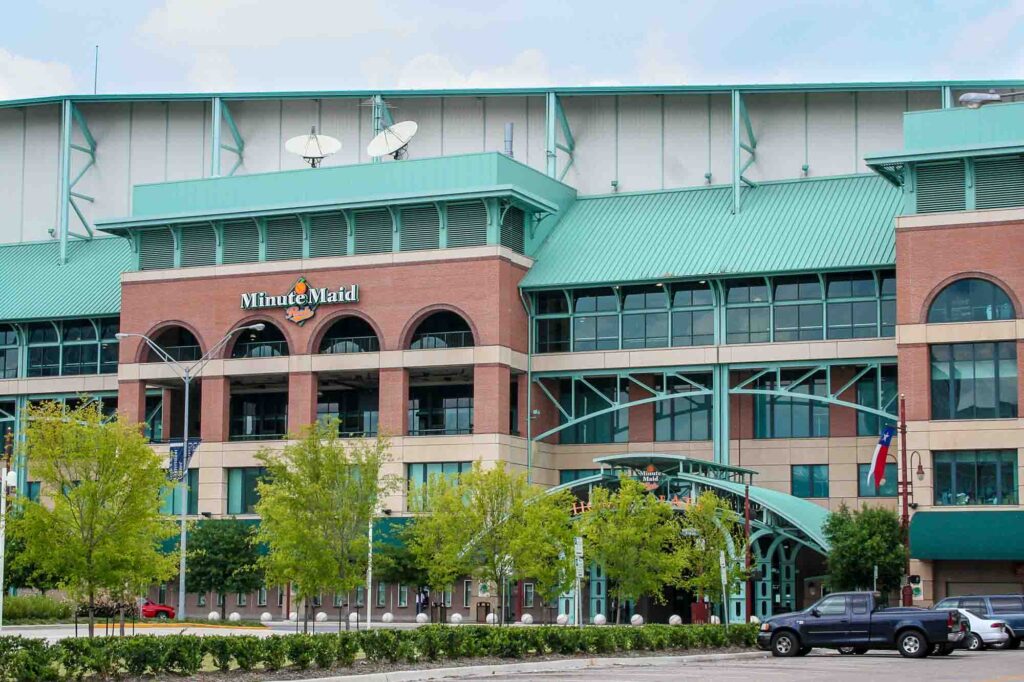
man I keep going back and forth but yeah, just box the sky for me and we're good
[1,0,1023,100]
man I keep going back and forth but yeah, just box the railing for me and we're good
[407,427,474,436]
[410,331,474,350]
[321,335,380,354]
[229,432,286,442]
[232,340,288,358]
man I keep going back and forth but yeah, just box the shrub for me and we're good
[3,596,72,622]
[204,636,234,672]
[360,630,400,663]
[335,633,360,667]
[310,634,336,669]
[231,636,261,671]
[260,636,288,671]
[73,595,138,620]
[116,636,163,677]
[160,635,204,676]
[0,637,58,682]
[285,633,315,669]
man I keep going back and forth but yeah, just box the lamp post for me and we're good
[117,323,264,621]
[898,394,914,607]
[0,432,19,633]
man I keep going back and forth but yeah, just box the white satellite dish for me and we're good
[366,120,418,160]
[285,126,341,168]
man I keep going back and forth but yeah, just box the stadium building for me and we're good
[0,81,1022,622]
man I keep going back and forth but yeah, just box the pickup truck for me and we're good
[756,591,966,658]
[933,594,1024,650]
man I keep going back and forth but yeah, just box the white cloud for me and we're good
[940,0,1024,76]
[0,48,75,100]
[632,29,687,84]
[186,51,238,92]
[394,49,553,89]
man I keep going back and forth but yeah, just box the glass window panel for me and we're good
[858,463,898,497]
[934,450,1018,506]
[536,291,569,315]
[931,342,1017,420]
[672,282,714,308]
[879,271,896,296]
[928,278,1015,323]
[726,279,768,304]
[536,318,570,354]
[622,285,667,310]
[574,289,617,313]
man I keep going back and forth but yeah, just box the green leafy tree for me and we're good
[255,421,392,631]
[13,400,176,636]
[824,504,906,594]
[508,488,575,621]
[579,476,688,623]
[4,512,60,594]
[677,491,749,619]
[185,519,264,618]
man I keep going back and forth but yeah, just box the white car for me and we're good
[959,608,1010,651]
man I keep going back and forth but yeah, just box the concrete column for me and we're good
[378,368,409,437]
[288,372,319,435]
[627,375,656,443]
[473,364,511,435]
[161,388,176,441]
[117,380,147,428]
[201,376,231,443]
[516,373,529,437]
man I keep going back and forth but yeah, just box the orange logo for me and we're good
[639,464,662,491]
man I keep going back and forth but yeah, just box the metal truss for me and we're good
[545,93,575,181]
[211,98,245,177]
[57,100,99,263]
[731,91,758,214]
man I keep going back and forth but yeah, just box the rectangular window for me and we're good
[229,393,288,441]
[463,580,472,608]
[621,312,668,349]
[933,450,1018,506]
[443,588,452,608]
[523,583,535,608]
[158,584,167,604]
[317,389,379,437]
[398,584,409,608]
[753,370,829,438]
[408,385,473,435]
[257,587,268,607]
[26,481,41,503]
[856,366,898,436]
[536,317,570,353]
[236,592,247,606]
[558,378,628,444]
[197,593,207,607]
[226,467,267,514]
[333,593,343,608]
[857,463,898,497]
[725,307,770,344]
[406,461,472,511]
[216,593,225,607]
[0,325,18,379]
[559,469,600,485]
[654,376,713,442]
[278,589,285,607]
[930,342,1018,420]
[572,289,619,351]
[773,276,823,341]
[159,469,199,516]
[376,582,387,608]
[791,464,829,498]
[670,309,714,347]
[355,587,364,607]
[312,593,322,607]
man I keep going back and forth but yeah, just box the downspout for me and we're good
[518,289,534,484]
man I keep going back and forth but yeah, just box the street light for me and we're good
[958,90,1024,108]
[116,323,264,621]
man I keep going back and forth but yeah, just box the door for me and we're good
[803,595,851,645]
[846,594,871,645]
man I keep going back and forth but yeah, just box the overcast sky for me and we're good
[1,0,1023,100]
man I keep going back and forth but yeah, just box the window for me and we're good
[671,282,715,346]
[558,377,628,444]
[25,481,41,503]
[930,342,1017,420]
[815,595,847,616]
[398,585,409,608]
[197,594,207,607]
[160,469,199,515]
[726,307,770,344]
[792,465,829,498]
[376,582,387,608]
[231,323,289,358]
[318,317,379,354]
[463,580,472,608]
[278,589,285,607]
[312,593,322,607]
[227,467,267,514]
[928,278,1015,324]
[523,583,535,608]
[879,271,896,337]
[407,462,471,511]
[858,463,898,497]
[559,469,600,485]
[26,322,60,377]
[850,595,869,615]
[536,318,570,353]
[990,596,1024,613]
[257,587,268,607]
[933,450,1018,506]
[355,587,364,607]
[409,311,474,349]
[317,389,379,437]
[655,376,712,442]
[158,585,167,604]
[753,370,829,438]
[216,593,225,606]
[408,385,473,435]
[0,324,17,379]
[443,588,452,608]
[773,276,823,341]
[621,285,668,349]
[572,289,619,351]
[237,592,247,606]
[230,393,288,440]
[827,272,878,339]
[333,593,343,608]
[856,366,898,436]
[24,319,118,377]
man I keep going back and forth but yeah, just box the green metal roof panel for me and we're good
[910,510,1024,561]
[521,174,900,288]
[0,238,132,322]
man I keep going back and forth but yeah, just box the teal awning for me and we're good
[910,511,1024,561]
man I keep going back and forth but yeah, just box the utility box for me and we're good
[476,601,491,623]
[690,602,710,624]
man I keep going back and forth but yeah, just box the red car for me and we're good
[141,599,175,619]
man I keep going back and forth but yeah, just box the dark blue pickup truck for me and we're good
[933,594,1024,649]
[757,591,966,658]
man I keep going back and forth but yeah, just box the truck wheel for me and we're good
[838,646,855,655]
[897,630,928,658]
[770,631,799,657]
[965,633,984,651]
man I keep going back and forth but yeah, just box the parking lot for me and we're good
[485,650,1024,682]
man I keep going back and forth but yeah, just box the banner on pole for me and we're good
[168,438,201,481]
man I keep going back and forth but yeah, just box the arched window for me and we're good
[409,311,474,349]
[231,322,289,358]
[147,326,202,362]
[319,317,380,354]
[927,278,1015,323]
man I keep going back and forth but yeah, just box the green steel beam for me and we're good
[941,86,953,109]
[740,97,756,150]
[70,104,96,153]
[556,96,575,152]
[731,90,742,214]
[545,92,558,177]
[831,364,875,399]
[220,101,245,176]
[57,100,72,264]
[729,387,896,421]
[211,97,223,177]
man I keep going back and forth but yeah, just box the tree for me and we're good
[13,400,177,636]
[824,504,906,594]
[186,519,264,618]
[4,512,60,594]
[676,491,749,619]
[578,477,687,623]
[254,421,391,632]
[508,488,576,621]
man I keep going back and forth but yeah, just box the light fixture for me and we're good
[916,462,925,482]
[959,90,1024,108]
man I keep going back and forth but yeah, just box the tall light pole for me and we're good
[117,323,264,621]
[0,430,19,632]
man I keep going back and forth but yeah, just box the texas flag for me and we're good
[867,426,896,490]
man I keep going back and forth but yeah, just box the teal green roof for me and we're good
[0,238,131,322]
[910,511,1024,561]
[521,174,900,289]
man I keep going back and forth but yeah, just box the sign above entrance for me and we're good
[637,464,663,491]
[240,277,359,326]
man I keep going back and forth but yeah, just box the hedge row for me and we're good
[0,624,757,681]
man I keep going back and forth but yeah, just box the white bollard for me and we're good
[449,612,463,624]
[669,614,683,625]
[260,612,273,623]
[415,612,429,624]
[520,613,534,625]
[228,612,241,622]
[348,612,360,623]
[208,611,221,621]
[749,615,760,625]
[288,611,298,622]
[315,611,328,622]
[710,614,721,625]
[486,612,499,624]
[382,612,394,623]
[630,614,644,626]
[556,613,569,625]
[593,614,607,625]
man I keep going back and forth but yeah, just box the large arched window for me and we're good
[231,322,289,358]
[927,278,1015,324]
[319,317,380,354]
[146,326,202,362]
[409,311,474,349]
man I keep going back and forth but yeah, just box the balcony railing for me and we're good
[146,344,202,362]
[410,331,474,350]
[321,335,380,354]
[232,340,288,358]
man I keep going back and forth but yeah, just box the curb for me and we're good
[284,651,769,682]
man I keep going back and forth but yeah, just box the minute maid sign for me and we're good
[240,277,358,326]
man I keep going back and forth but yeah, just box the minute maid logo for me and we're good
[637,464,663,491]
[239,277,359,326]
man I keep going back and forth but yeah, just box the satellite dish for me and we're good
[367,121,418,160]
[285,126,341,168]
